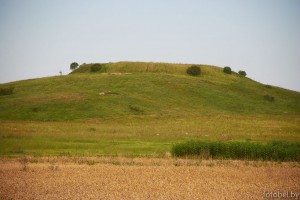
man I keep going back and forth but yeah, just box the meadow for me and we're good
[0,114,299,157]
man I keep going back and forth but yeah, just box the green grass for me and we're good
[0,112,299,157]
[1,69,299,121]
[172,140,300,161]
[0,61,299,157]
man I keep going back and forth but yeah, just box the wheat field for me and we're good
[1,157,299,200]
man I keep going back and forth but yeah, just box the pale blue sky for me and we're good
[0,0,299,91]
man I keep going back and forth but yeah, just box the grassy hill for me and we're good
[0,61,299,156]
[1,61,299,121]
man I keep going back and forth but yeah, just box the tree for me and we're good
[238,70,247,77]
[70,62,79,71]
[223,66,232,74]
[186,65,201,76]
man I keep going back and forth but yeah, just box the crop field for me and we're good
[1,157,300,200]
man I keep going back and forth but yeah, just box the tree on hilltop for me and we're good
[223,66,232,74]
[238,70,247,77]
[70,62,79,71]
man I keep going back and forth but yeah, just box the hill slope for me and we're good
[0,62,299,121]
[1,62,300,156]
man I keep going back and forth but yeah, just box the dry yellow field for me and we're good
[0,157,299,200]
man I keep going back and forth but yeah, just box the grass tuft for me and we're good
[129,105,144,114]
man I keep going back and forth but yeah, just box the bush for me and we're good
[223,66,232,74]
[171,140,300,161]
[91,64,103,72]
[264,95,275,102]
[265,85,272,89]
[70,62,79,71]
[186,65,201,76]
[238,70,247,77]
[129,105,144,114]
[0,86,14,96]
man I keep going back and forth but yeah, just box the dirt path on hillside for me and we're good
[0,158,299,200]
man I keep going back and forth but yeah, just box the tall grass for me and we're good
[172,140,300,161]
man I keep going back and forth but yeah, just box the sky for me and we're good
[0,0,299,92]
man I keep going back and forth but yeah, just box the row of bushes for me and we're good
[223,66,247,77]
[172,140,300,161]
[186,65,247,77]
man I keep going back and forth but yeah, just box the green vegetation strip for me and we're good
[172,140,300,161]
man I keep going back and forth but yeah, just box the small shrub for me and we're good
[129,105,144,114]
[238,70,247,77]
[223,66,232,74]
[186,65,201,76]
[91,64,103,72]
[70,62,79,71]
[264,95,275,102]
[19,157,29,171]
[0,86,14,96]
[32,107,41,112]
[265,85,272,89]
